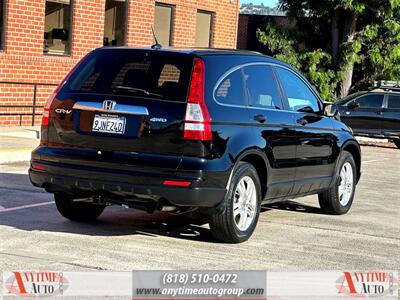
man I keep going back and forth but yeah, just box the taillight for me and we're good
[184,57,212,141]
[41,92,56,126]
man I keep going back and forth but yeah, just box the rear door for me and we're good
[382,94,400,138]
[341,94,385,135]
[47,49,194,169]
[242,64,297,199]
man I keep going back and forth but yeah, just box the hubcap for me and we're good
[338,162,354,206]
[233,176,257,231]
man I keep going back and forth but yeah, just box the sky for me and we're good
[240,0,279,7]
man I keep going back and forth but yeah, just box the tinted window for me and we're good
[215,70,245,106]
[356,94,383,108]
[63,50,193,103]
[387,95,400,109]
[243,65,283,109]
[276,67,320,112]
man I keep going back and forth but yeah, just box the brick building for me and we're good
[0,0,239,126]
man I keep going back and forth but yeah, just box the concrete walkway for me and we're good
[0,126,40,164]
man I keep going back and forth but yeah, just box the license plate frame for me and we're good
[92,114,126,135]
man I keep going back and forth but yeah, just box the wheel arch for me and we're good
[341,140,361,183]
[234,149,269,199]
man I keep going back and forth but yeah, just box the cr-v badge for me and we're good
[55,108,72,114]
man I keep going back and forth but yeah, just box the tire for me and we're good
[54,194,105,221]
[318,151,357,215]
[393,139,400,149]
[209,162,261,243]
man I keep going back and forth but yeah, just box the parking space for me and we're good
[0,146,399,272]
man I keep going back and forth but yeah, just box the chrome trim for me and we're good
[73,101,149,116]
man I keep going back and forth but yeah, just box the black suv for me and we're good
[337,87,400,148]
[29,48,361,243]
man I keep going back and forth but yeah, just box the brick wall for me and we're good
[0,0,239,126]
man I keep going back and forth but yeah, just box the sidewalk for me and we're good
[0,126,40,164]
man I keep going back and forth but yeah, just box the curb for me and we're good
[0,148,33,164]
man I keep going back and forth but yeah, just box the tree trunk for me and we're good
[331,9,339,68]
[339,13,357,98]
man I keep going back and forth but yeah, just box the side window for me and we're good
[387,95,400,109]
[275,67,320,112]
[215,69,245,106]
[242,65,283,110]
[356,94,384,108]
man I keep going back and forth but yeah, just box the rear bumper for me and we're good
[29,151,230,208]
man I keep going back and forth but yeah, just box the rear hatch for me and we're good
[45,48,194,169]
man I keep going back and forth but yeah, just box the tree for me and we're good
[257,0,400,100]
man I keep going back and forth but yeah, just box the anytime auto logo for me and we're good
[4,271,69,297]
[336,271,398,297]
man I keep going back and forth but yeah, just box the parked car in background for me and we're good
[29,47,361,243]
[337,82,400,149]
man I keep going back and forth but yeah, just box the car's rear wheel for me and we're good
[393,139,400,149]
[318,151,356,215]
[209,162,261,243]
[54,194,105,221]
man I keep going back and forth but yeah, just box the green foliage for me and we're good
[257,0,400,100]
[257,24,338,101]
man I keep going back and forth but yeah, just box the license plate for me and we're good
[92,114,126,134]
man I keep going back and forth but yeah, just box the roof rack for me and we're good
[373,80,400,91]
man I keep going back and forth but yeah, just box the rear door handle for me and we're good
[297,118,308,126]
[253,114,267,123]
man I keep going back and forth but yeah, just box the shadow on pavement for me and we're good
[1,172,325,243]
[263,200,326,214]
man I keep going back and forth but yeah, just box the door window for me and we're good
[242,65,283,110]
[387,95,400,109]
[355,94,384,108]
[214,69,246,106]
[275,67,320,112]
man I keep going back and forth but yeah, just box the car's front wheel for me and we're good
[209,162,261,243]
[54,194,105,221]
[318,151,357,215]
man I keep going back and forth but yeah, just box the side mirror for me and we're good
[347,101,360,110]
[324,103,340,119]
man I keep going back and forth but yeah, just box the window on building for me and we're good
[0,0,5,50]
[195,10,213,48]
[154,3,173,46]
[104,0,127,47]
[44,0,72,55]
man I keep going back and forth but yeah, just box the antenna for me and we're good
[151,26,162,50]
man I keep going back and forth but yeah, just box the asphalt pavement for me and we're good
[0,146,399,273]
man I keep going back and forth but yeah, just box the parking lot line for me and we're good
[0,201,54,213]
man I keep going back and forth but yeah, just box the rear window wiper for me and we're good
[113,86,163,99]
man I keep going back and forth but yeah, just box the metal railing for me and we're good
[0,81,58,126]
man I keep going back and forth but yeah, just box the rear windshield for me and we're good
[62,49,194,102]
